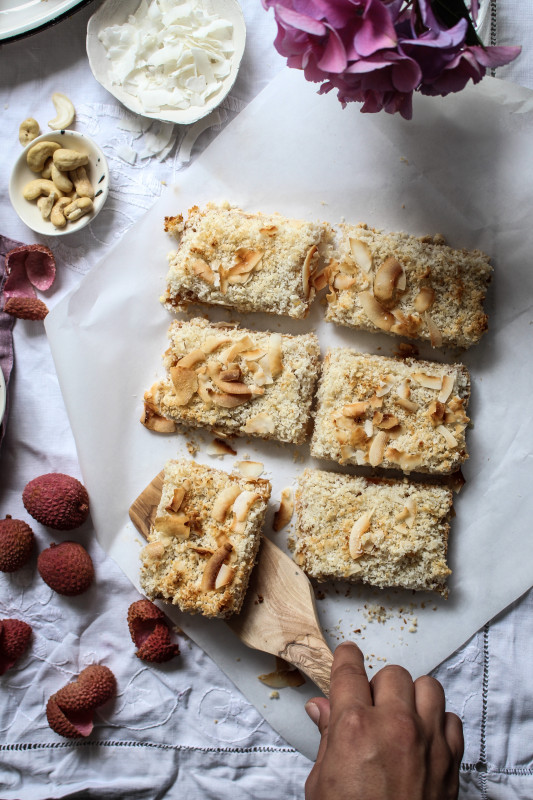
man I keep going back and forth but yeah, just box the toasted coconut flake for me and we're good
[214,562,235,590]
[232,490,261,523]
[154,514,190,539]
[243,412,275,436]
[342,401,370,418]
[201,543,233,591]
[373,256,404,304]
[166,487,186,513]
[412,372,443,391]
[141,541,165,561]
[233,248,263,272]
[220,367,242,382]
[170,366,198,405]
[364,419,374,437]
[427,400,446,426]
[258,668,306,688]
[339,444,356,464]
[140,404,177,433]
[259,225,278,235]
[191,258,215,284]
[221,337,255,364]
[394,523,410,535]
[268,333,283,378]
[400,452,425,471]
[368,431,389,466]
[302,245,318,300]
[414,286,435,312]
[349,510,374,559]
[369,394,383,409]
[376,413,400,430]
[358,291,394,331]
[349,238,373,272]
[210,364,253,396]
[313,271,329,291]
[436,424,458,448]
[235,460,264,478]
[212,485,242,522]
[241,348,266,361]
[448,469,466,494]
[396,378,411,400]
[201,335,232,354]
[405,497,417,525]
[396,396,419,413]
[211,391,251,408]
[273,488,294,532]
[376,377,395,397]
[177,349,205,369]
[334,273,356,290]
[438,374,455,404]
[424,312,443,347]
[206,438,237,457]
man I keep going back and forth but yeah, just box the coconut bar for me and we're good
[140,459,271,618]
[162,202,331,319]
[292,468,453,597]
[311,348,470,475]
[324,223,492,348]
[142,317,321,445]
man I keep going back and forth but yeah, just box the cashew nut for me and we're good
[26,141,61,172]
[48,92,76,130]
[70,166,94,199]
[53,148,88,171]
[37,191,58,220]
[19,118,40,146]
[51,163,73,193]
[23,179,64,201]
[41,158,53,179]
[64,197,93,221]
[50,197,72,228]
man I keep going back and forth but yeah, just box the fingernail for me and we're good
[305,701,320,725]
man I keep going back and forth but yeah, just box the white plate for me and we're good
[0,0,93,43]
[86,0,246,126]
[9,130,109,237]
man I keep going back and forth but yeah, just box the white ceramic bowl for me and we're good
[9,130,110,237]
[86,0,246,126]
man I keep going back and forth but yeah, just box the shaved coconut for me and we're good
[349,238,373,272]
[438,374,455,404]
[98,0,235,115]
[235,460,264,478]
[232,490,260,522]
[349,510,374,559]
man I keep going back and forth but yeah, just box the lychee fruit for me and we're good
[4,296,49,320]
[0,516,35,572]
[38,541,94,596]
[127,599,180,663]
[0,619,32,675]
[46,664,116,738]
[23,473,89,530]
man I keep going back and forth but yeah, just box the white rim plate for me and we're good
[0,0,94,43]
[86,0,246,125]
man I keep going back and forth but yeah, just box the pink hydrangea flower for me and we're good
[262,0,521,118]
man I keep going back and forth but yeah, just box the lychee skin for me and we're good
[0,619,32,675]
[4,296,49,320]
[38,541,94,596]
[23,473,90,530]
[127,599,180,663]
[0,517,35,572]
[46,664,116,738]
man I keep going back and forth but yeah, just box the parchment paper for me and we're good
[45,70,533,760]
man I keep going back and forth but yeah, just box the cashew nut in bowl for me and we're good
[23,179,64,201]
[41,158,53,179]
[37,191,58,220]
[64,197,93,221]
[19,118,40,146]
[53,148,89,172]
[48,93,76,130]
[51,163,73,193]
[70,166,94,199]
[26,141,61,172]
[50,197,72,228]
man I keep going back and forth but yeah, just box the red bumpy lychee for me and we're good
[0,516,35,572]
[0,619,32,675]
[23,473,89,530]
[127,599,180,663]
[38,541,94,596]
[46,664,116,738]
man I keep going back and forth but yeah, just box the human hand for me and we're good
[305,642,463,800]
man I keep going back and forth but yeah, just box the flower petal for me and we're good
[318,26,348,72]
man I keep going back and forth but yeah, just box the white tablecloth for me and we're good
[1,2,532,798]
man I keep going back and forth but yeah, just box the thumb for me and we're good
[305,697,331,768]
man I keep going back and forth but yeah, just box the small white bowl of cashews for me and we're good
[9,129,110,236]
